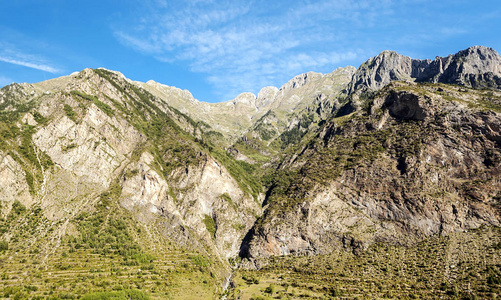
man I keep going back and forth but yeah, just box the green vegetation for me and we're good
[0,84,35,126]
[473,95,501,112]
[202,214,216,239]
[0,240,8,251]
[72,183,155,265]
[253,112,278,141]
[61,143,77,152]
[64,104,77,122]
[190,255,211,268]
[232,140,272,164]
[93,99,114,116]
[71,90,114,117]
[219,193,237,211]
[32,110,48,124]
[18,125,37,164]
[279,126,304,146]
[418,82,501,112]
[230,226,501,299]
[70,90,98,102]
[0,183,222,299]
[279,112,315,148]
[210,148,262,202]
[8,200,26,220]
[265,122,396,208]
[80,289,148,300]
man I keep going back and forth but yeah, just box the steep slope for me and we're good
[242,81,501,260]
[0,68,263,298]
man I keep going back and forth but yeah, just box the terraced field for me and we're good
[0,201,224,299]
[229,226,501,299]
[1,249,219,299]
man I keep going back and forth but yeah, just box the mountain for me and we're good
[138,66,355,146]
[350,45,501,93]
[242,80,501,259]
[0,68,262,298]
[1,46,500,299]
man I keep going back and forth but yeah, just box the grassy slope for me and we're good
[230,227,501,299]
[0,187,221,299]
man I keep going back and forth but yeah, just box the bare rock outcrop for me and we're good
[350,46,501,93]
[0,151,33,216]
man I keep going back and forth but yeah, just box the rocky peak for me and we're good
[349,50,413,93]
[350,46,501,93]
[232,92,257,105]
[426,45,501,88]
[143,79,197,104]
[279,71,322,92]
[230,92,259,112]
[456,45,501,66]
[331,65,357,77]
[256,86,279,110]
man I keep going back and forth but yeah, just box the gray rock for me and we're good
[350,46,501,93]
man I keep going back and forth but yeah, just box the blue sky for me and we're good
[0,0,500,102]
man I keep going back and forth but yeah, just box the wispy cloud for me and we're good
[0,57,60,73]
[113,0,476,101]
[0,41,61,74]
[113,0,387,100]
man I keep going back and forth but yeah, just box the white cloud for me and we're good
[440,27,468,36]
[114,32,162,54]
[0,42,61,74]
[0,56,60,73]
[114,0,395,100]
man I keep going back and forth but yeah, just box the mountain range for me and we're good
[0,46,500,299]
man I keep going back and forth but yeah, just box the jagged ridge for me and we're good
[350,46,501,93]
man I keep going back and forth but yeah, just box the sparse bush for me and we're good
[202,214,216,238]
[190,255,210,268]
[0,240,8,251]
[8,200,26,219]
[264,284,275,294]
[64,104,77,122]
[80,289,148,300]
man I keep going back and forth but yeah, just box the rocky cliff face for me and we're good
[242,81,501,260]
[0,151,33,216]
[229,67,355,163]
[350,46,501,93]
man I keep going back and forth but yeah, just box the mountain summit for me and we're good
[350,46,501,93]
